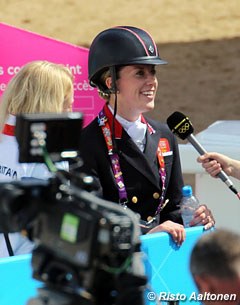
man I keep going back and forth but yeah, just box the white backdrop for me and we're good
[179,120,240,234]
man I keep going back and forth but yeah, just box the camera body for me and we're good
[0,113,146,305]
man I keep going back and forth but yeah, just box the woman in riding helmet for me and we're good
[80,26,215,244]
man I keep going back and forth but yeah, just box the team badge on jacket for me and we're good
[159,138,173,156]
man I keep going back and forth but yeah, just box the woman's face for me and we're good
[110,64,158,121]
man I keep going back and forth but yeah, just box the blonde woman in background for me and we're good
[0,60,74,257]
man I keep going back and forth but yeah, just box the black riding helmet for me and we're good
[88,26,167,92]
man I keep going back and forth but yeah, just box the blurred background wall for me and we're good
[1,0,239,133]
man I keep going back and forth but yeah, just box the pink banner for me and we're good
[0,22,104,126]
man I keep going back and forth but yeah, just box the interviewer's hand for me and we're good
[198,152,240,181]
[197,152,230,177]
[147,220,185,246]
[190,204,215,230]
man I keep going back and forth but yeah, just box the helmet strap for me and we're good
[109,66,118,153]
[109,66,117,94]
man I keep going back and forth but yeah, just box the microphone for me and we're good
[167,111,240,198]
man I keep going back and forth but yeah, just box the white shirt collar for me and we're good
[107,104,147,151]
[107,104,142,131]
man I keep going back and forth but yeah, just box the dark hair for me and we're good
[190,229,240,279]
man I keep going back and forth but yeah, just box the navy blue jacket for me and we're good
[79,112,184,225]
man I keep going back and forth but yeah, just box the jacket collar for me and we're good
[103,104,154,138]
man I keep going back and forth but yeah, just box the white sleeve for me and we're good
[21,161,69,180]
[0,233,35,257]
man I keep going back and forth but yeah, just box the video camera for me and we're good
[0,113,147,305]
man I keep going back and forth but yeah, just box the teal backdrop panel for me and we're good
[140,226,211,305]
